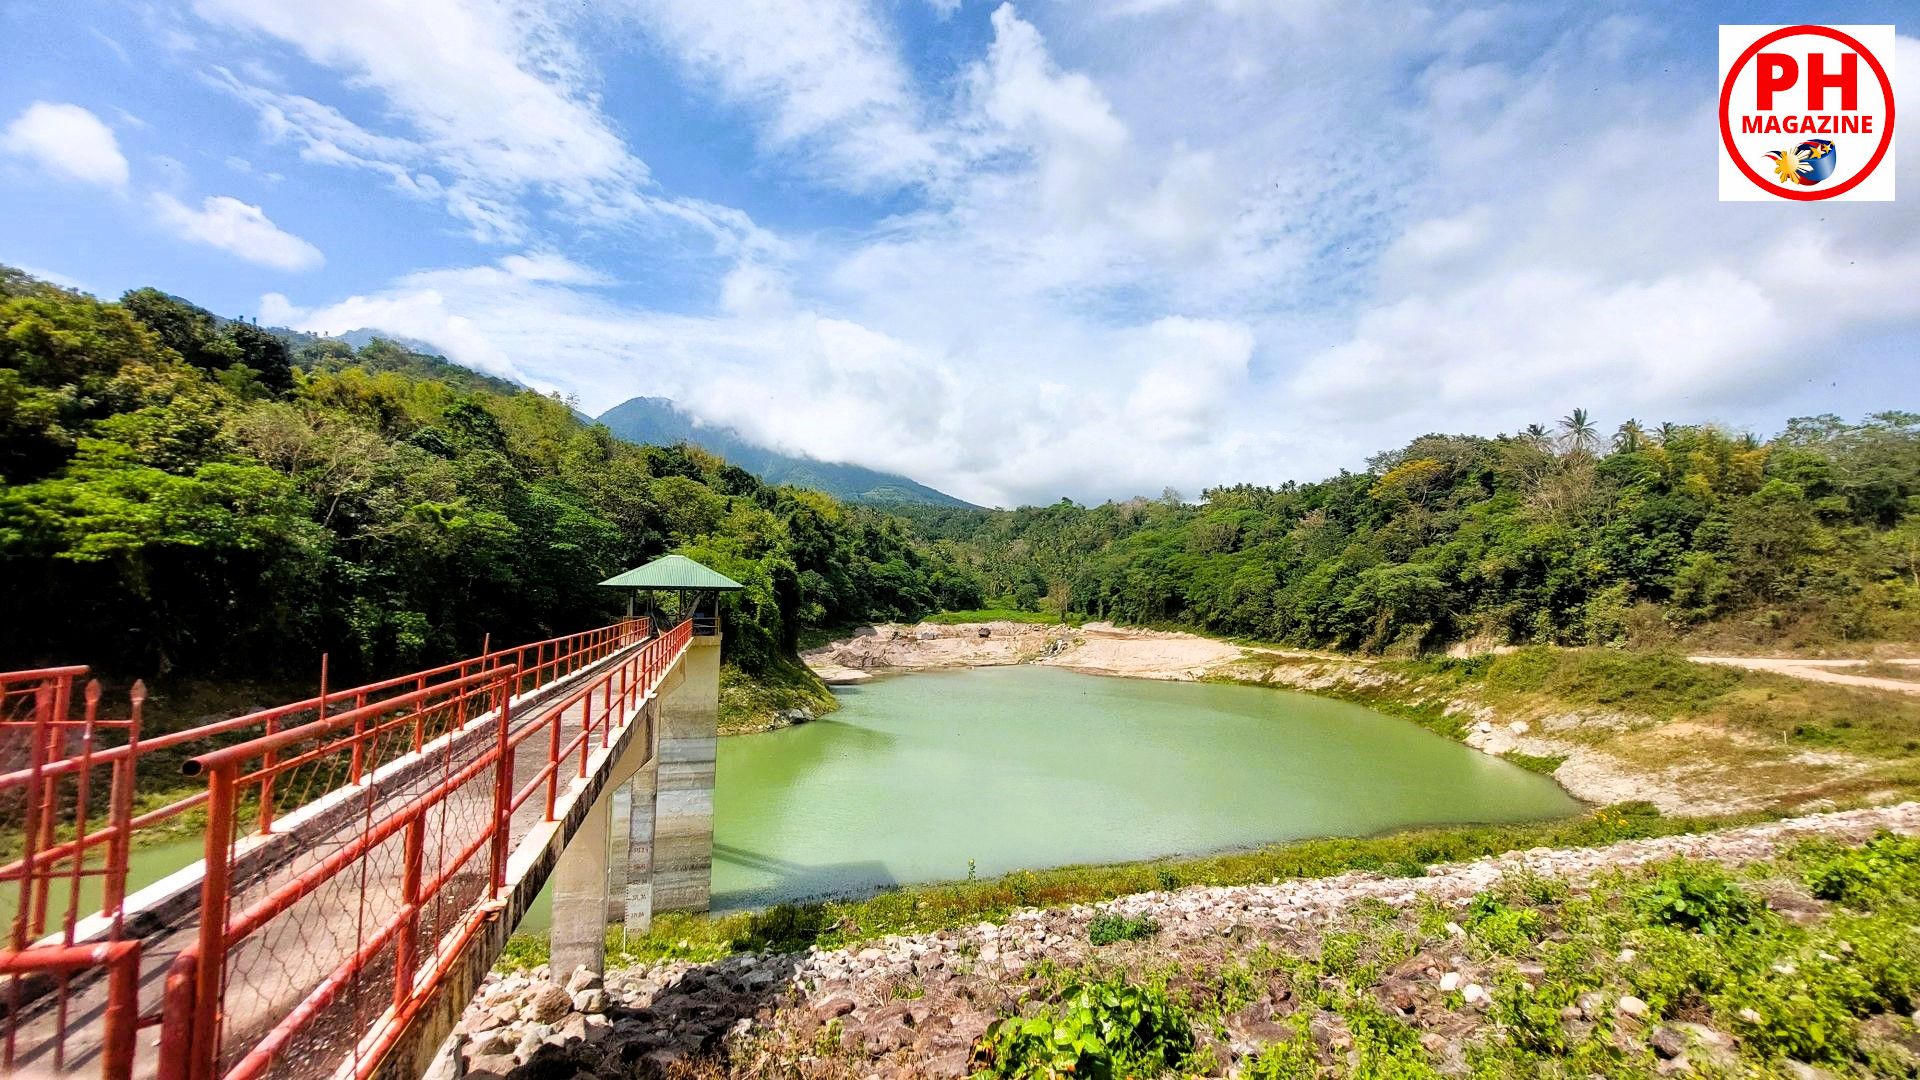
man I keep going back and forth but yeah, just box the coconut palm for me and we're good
[1521,423,1553,452]
[1558,408,1600,458]
[1613,419,1645,454]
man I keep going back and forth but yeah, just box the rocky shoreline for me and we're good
[442,802,1920,1078]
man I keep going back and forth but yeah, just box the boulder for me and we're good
[565,966,601,994]
[522,985,574,1025]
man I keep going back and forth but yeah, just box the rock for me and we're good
[861,1017,914,1054]
[1509,721,1530,735]
[565,966,601,994]
[813,994,858,1021]
[1461,984,1491,1008]
[523,985,573,1025]
[1438,972,1462,992]
[923,1048,973,1077]
[1617,948,1638,964]
[469,1031,516,1058]
[1650,1026,1688,1059]
[1617,994,1650,1019]
[465,1053,518,1077]
[1738,1007,1765,1026]
[572,989,607,1014]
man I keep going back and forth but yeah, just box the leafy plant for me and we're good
[1799,831,1920,907]
[1086,912,1159,946]
[1462,892,1544,955]
[971,975,1194,1079]
[1630,859,1762,934]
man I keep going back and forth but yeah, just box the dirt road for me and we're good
[1687,655,1920,694]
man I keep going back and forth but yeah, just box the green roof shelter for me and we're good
[600,554,743,636]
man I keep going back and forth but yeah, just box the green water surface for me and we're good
[9,666,1582,930]
[710,665,1580,909]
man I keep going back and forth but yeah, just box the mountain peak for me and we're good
[597,397,976,508]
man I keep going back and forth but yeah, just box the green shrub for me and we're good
[1463,893,1544,956]
[973,987,1185,1077]
[729,902,833,953]
[972,975,1194,1079]
[1799,831,1920,907]
[1630,859,1762,934]
[1087,912,1159,946]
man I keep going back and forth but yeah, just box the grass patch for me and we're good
[718,652,837,735]
[1501,751,1567,775]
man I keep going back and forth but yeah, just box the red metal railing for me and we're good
[0,620,647,894]
[0,616,659,1079]
[0,669,145,1076]
[159,618,692,1080]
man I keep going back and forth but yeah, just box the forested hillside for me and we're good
[0,266,981,686]
[898,411,1920,652]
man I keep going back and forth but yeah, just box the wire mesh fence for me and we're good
[0,616,656,1079]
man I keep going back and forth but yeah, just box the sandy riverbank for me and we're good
[801,620,1261,684]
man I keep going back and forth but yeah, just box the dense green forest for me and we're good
[0,266,980,685]
[7,261,1916,692]
[898,410,1920,652]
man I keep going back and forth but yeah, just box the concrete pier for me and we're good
[548,627,719,976]
[653,632,721,913]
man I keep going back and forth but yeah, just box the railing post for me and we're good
[545,711,561,821]
[490,677,513,896]
[103,681,144,932]
[101,943,141,1080]
[393,815,425,1008]
[190,766,238,1080]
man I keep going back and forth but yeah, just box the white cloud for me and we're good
[195,0,774,254]
[242,11,1920,506]
[613,0,938,189]
[152,194,325,271]
[1,102,129,188]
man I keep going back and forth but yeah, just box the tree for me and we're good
[1558,408,1600,459]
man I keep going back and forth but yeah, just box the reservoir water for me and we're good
[710,665,1580,909]
[5,666,1583,931]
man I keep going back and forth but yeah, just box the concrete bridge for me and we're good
[0,556,737,1080]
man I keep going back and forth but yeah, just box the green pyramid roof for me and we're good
[598,554,744,590]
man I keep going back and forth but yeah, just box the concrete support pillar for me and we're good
[552,692,662,975]
[549,789,611,978]
[653,633,721,913]
[621,762,657,930]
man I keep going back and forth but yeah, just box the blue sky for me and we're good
[1,1,1914,507]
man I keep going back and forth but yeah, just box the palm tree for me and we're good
[1522,423,1552,452]
[1613,419,1645,454]
[1656,421,1681,446]
[1558,408,1600,458]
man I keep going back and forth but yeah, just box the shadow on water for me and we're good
[710,841,897,913]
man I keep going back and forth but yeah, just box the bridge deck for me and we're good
[5,640,663,1079]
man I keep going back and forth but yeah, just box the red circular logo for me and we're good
[1719,25,1896,201]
